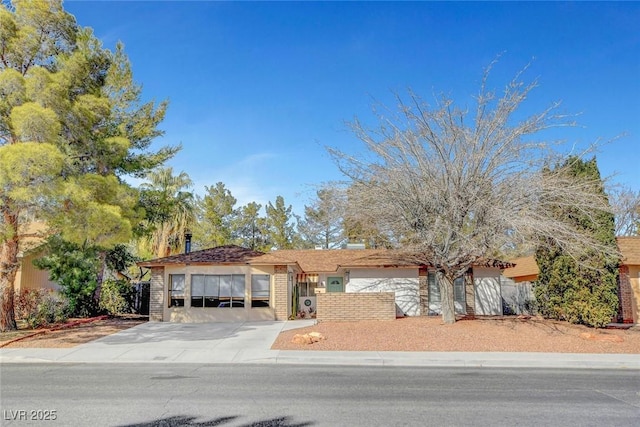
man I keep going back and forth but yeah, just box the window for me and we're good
[190,274,245,308]
[191,275,220,307]
[168,274,185,307]
[428,272,466,313]
[454,277,465,305]
[428,272,440,303]
[297,282,317,298]
[251,274,270,308]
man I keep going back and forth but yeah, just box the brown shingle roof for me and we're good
[503,256,539,279]
[137,245,265,267]
[138,246,513,272]
[251,249,418,272]
[617,237,640,265]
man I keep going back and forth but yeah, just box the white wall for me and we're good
[473,267,502,315]
[346,268,420,316]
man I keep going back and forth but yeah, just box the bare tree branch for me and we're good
[328,63,617,324]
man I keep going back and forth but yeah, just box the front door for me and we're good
[326,277,344,293]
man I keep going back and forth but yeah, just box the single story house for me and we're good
[503,236,640,324]
[137,245,512,323]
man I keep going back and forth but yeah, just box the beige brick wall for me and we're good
[273,265,289,320]
[618,265,634,323]
[464,271,475,316]
[317,292,396,322]
[419,268,428,316]
[149,267,165,322]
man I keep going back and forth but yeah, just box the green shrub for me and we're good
[33,236,100,317]
[99,279,135,315]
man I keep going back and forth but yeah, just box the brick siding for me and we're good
[618,265,634,323]
[273,265,289,320]
[419,267,428,316]
[464,271,475,316]
[149,266,165,322]
[316,292,396,322]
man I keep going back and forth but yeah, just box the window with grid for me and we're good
[251,274,270,307]
[168,274,185,307]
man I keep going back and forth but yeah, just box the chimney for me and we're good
[184,230,192,254]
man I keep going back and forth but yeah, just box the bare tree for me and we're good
[329,63,617,324]
[609,187,640,236]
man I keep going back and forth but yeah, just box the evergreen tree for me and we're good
[535,157,620,327]
[0,1,176,330]
[265,196,297,250]
[298,187,346,249]
[232,202,269,251]
[195,182,237,249]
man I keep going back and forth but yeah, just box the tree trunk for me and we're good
[0,220,20,331]
[437,271,456,324]
[94,250,107,304]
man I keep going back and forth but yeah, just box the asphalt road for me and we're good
[1,364,639,426]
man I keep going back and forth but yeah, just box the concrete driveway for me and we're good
[0,320,315,364]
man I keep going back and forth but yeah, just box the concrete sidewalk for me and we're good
[1,320,638,369]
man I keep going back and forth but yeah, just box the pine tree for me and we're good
[232,202,269,251]
[0,1,176,330]
[298,187,346,249]
[265,196,297,250]
[195,182,237,249]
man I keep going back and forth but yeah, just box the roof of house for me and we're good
[502,256,539,279]
[137,245,265,267]
[138,246,512,273]
[503,237,640,279]
[252,249,419,272]
[617,236,640,265]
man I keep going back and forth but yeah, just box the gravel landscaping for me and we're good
[271,316,640,353]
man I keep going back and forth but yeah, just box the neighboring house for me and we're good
[503,237,640,324]
[13,222,58,293]
[137,245,511,323]
[13,250,59,293]
[616,237,640,324]
[500,256,538,315]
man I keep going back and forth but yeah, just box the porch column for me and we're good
[419,267,428,316]
[464,269,475,317]
[149,266,165,322]
[273,265,289,320]
[618,265,634,323]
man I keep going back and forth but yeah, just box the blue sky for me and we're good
[65,1,640,216]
